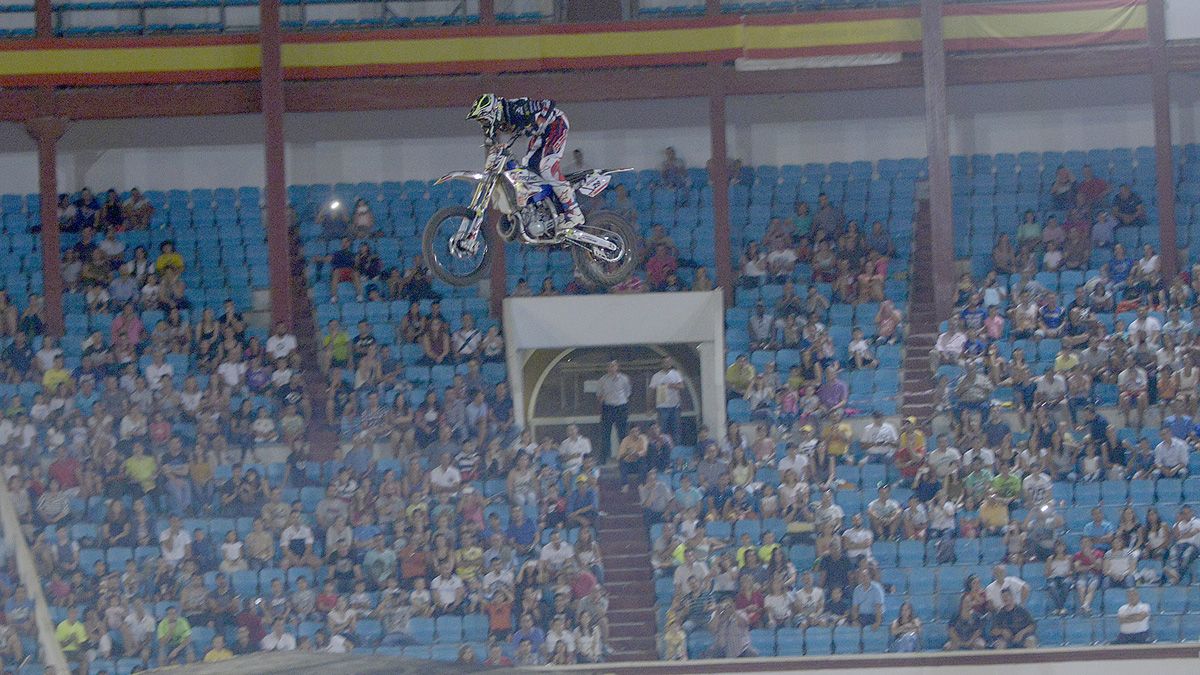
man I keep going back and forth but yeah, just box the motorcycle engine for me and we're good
[521,204,556,240]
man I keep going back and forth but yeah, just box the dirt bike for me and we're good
[422,131,639,288]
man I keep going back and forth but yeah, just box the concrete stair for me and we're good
[902,196,938,423]
[287,223,340,460]
[596,467,658,661]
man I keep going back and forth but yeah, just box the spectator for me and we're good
[990,589,1037,649]
[849,569,884,630]
[985,565,1030,611]
[1113,184,1148,228]
[1165,505,1200,585]
[326,237,363,302]
[56,606,88,665]
[156,605,194,665]
[1154,426,1189,477]
[349,198,376,239]
[661,147,687,190]
[649,359,684,442]
[1114,588,1152,644]
[261,617,297,651]
[813,193,845,240]
[122,187,154,229]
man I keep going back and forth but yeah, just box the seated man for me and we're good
[326,237,363,303]
[932,317,967,367]
[1112,184,1148,228]
[990,589,1037,649]
[1154,426,1190,478]
[156,605,195,665]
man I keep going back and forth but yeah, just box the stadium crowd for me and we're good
[0,185,617,673]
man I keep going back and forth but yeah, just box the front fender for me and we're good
[434,171,486,185]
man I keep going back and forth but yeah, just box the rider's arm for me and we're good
[503,98,556,134]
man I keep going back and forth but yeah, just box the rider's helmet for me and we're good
[466,93,503,128]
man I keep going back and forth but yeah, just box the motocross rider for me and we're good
[466,93,584,230]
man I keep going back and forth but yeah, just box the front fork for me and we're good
[451,176,496,257]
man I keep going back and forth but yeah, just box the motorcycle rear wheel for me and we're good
[570,210,639,288]
[422,206,495,287]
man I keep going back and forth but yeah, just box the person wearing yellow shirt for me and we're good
[757,530,782,565]
[725,354,756,399]
[155,240,185,276]
[203,634,235,663]
[821,408,854,464]
[124,442,158,496]
[157,605,194,665]
[55,607,88,662]
[735,532,756,567]
[1053,350,1079,373]
[41,355,72,394]
[322,319,352,370]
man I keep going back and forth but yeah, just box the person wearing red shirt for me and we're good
[47,446,81,492]
[1076,164,1109,210]
[733,575,765,628]
[1072,536,1104,615]
[645,244,679,291]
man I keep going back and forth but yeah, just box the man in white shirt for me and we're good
[596,360,632,463]
[1117,362,1149,428]
[429,452,462,495]
[34,336,63,373]
[451,313,483,362]
[932,317,967,365]
[860,411,898,463]
[985,565,1030,611]
[559,424,592,474]
[1022,463,1053,505]
[866,484,902,540]
[159,516,191,565]
[1165,505,1200,584]
[648,358,685,443]
[1114,588,1152,643]
[777,442,811,483]
[279,512,317,569]
[544,615,577,658]
[266,322,298,361]
[1126,306,1162,346]
[1154,426,1190,478]
[143,351,174,391]
[216,346,247,389]
[673,548,710,592]
[260,618,297,651]
[431,562,466,613]
[123,599,157,658]
[926,435,961,479]
[538,529,575,572]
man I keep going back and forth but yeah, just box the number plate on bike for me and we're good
[578,172,612,198]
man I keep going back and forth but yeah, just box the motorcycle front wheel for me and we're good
[570,210,639,288]
[422,206,495,287]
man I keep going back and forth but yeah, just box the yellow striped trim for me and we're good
[281,24,742,68]
[745,17,921,51]
[944,4,1147,40]
[0,44,259,77]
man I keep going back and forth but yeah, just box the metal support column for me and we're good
[921,0,955,321]
[1148,0,1178,279]
[709,86,733,306]
[25,116,68,338]
[260,0,294,329]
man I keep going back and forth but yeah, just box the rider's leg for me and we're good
[532,118,584,228]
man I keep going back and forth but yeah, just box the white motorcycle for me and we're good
[422,131,639,288]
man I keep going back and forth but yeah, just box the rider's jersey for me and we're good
[501,98,560,136]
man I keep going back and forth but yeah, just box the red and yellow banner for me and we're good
[0,0,1147,86]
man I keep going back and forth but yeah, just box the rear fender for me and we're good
[434,171,485,185]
